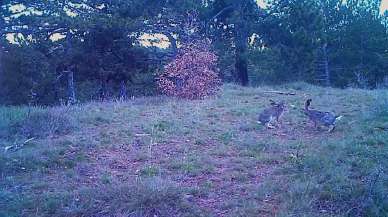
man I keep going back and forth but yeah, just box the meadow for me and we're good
[1,83,387,217]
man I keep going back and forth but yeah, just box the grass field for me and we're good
[1,83,387,217]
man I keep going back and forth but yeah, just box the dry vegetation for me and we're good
[0,83,387,217]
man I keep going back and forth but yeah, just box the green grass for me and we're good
[0,83,387,217]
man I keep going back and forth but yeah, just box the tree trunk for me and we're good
[0,46,4,91]
[98,67,107,101]
[322,43,331,87]
[53,71,63,104]
[28,84,38,106]
[0,46,2,77]
[235,36,249,86]
[67,70,76,105]
[119,80,127,101]
[99,79,107,101]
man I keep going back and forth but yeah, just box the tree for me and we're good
[260,0,324,82]
[207,0,262,86]
[0,0,153,104]
[255,0,388,87]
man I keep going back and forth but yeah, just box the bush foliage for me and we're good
[157,41,221,99]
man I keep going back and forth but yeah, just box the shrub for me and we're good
[11,109,76,138]
[157,40,221,99]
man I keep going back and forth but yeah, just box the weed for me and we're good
[140,165,160,177]
[101,173,112,184]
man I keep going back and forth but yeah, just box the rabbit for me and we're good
[258,99,286,129]
[304,99,342,132]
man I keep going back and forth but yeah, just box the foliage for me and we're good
[0,0,155,105]
[208,0,262,85]
[0,0,387,106]
[253,0,388,87]
[158,41,221,99]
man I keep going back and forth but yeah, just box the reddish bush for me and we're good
[157,41,221,99]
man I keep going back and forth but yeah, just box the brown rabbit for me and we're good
[258,100,286,129]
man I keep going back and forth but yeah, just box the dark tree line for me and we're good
[251,0,388,87]
[1,0,387,105]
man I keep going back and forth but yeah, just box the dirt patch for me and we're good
[71,135,280,216]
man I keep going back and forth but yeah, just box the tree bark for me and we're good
[53,71,63,104]
[98,67,108,101]
[322,43,331,87]
[67,70,76,105]
[99,79,107,101]
[235,36,249,86]
[0,46,2,87]
[119,80,127,101]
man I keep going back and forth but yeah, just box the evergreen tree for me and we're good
[207,0,262,86]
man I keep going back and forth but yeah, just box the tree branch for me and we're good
[210,5,234,22]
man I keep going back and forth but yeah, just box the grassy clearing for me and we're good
[0,83,387,217]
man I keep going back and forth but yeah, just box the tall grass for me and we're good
[1,177,206,217]
[0,106,78,139]
[267,89,388,217]
[0,106,29,138]
[0,84,387,217]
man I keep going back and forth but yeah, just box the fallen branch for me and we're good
[4,137,35,152]
[374,126,388,131]
[134,133,151,137]
[263,91,297,96]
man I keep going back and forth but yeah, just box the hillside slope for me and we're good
[1,83,387,217]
